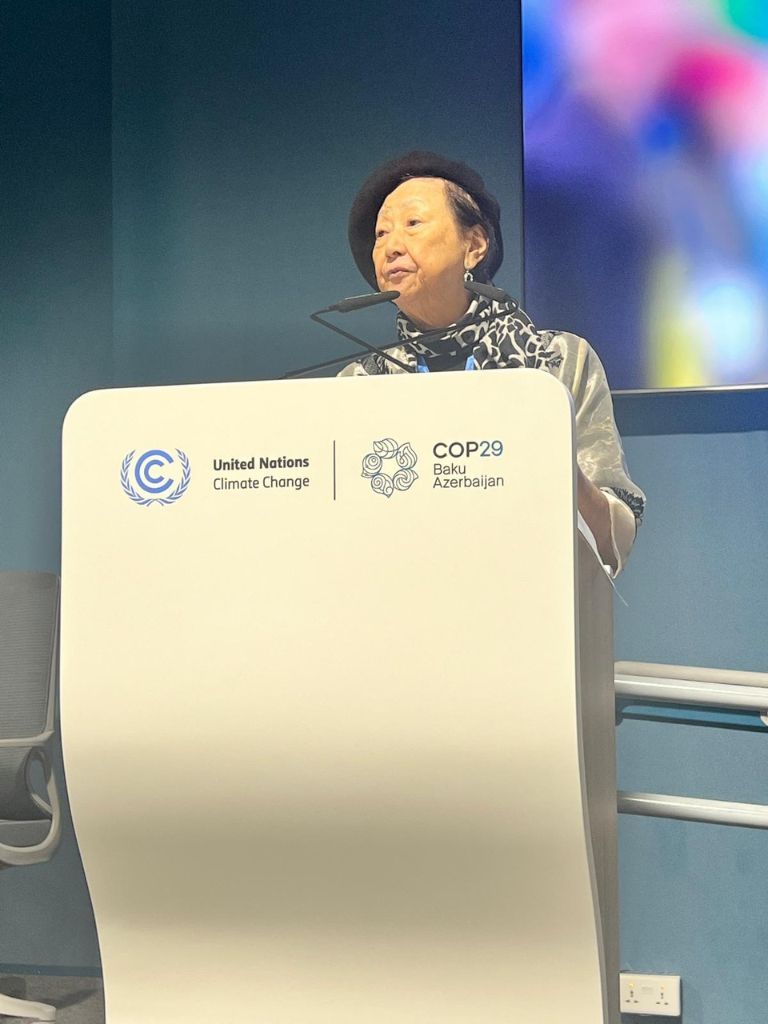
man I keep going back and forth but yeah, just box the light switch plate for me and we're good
[620,973,681,1016]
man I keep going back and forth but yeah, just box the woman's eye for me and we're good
[375,228,387,238]
[407,218,421,227]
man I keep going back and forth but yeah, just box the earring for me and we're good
[464,268,474,282]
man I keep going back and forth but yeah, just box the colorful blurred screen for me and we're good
[522,0,768,390]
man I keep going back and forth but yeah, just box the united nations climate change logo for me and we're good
[361,438,418,498]
[121,449,191,506]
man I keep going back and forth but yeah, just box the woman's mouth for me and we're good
[387,268,412,283]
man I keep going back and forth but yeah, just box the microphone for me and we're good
[464,280,518,309]
[302,290,415,376]
[283,283,521,378]
[319,290,400,314]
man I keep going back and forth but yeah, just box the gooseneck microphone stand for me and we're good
[306,290,415,375]
[283,281,518,379]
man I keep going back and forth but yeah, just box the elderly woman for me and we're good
[339,151,645,574]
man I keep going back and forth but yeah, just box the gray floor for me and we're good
[0,975,103,1023]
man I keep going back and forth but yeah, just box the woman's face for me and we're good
[372,177,487,330]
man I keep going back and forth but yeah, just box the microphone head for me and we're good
[334,290,400,313]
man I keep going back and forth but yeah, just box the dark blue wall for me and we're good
[1,0,112,971]
[111,0,524,386]
[1,0,113,574]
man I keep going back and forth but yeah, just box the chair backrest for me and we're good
[0,572,60,852]
[0,572,59,745]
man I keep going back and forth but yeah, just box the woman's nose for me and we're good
[385,227,404,257]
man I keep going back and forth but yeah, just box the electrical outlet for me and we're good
[620,973,681,1016]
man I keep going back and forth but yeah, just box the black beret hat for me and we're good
[348,150,504,289]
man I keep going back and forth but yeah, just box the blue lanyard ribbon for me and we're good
[416,354,476,373]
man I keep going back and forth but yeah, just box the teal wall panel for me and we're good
[614,394,768,1024]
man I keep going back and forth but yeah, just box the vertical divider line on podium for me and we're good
[60,370,617,1024]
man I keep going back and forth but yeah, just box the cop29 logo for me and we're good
[361,438,418,498]
[121,449,191,506]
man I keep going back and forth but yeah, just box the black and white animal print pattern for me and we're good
[397,296,563,373]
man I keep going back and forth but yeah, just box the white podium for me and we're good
[61,370,617,1023]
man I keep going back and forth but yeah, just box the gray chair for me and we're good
[0,572,61,1022]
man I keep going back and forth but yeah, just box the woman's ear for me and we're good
[464,226,490,271]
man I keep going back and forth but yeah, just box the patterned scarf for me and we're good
[361,295,563,374]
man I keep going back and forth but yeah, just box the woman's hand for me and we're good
[576,467,617,572]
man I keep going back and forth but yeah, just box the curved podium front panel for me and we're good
[61,371,617,1023]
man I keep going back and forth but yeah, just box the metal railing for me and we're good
[615,662,768,830]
